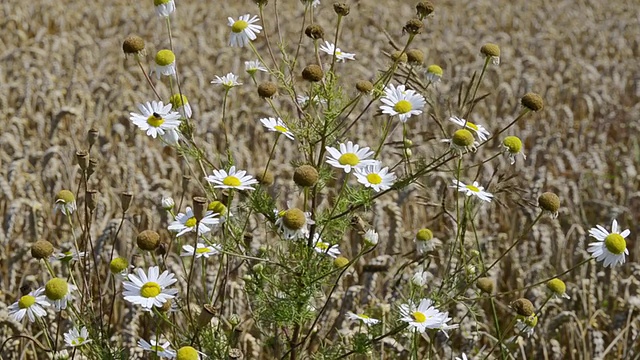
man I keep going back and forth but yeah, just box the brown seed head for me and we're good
[333,3,350,16]
[403,18,424,35]
[122,35,146,57]
[406,49,425,65]
[416,1,435,19]
[31,240,54,259]
[302,65,323,82]
[355,80,373,93]
[305,24,325,40]
[538,192,560,214]
[521,92,544,112]
[258,82,277,98]
[476,277,494,294]
[293,165,319,187]
[511,298,535,317]
[136,230,160,251]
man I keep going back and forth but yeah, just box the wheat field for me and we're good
[1,0,639,359]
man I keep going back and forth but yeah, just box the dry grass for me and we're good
[1,0,639,359]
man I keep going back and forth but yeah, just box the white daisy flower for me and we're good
[245,60,267,75]
[260,117,295,140]
[205,166,258,191]
[449,116,490,142]
[123,266,178,310]
[325,141,377,174]
[169,93,192,119]
[312,233,340,258]
[64,326,91,347]
[168,207,220,237]
[227,14,262,47]
[180,243,222,258]
[129,101,181,139]
[399,298,457,335]
[411,269,430,287]
[8,288,49,322]
[274,207,314,240]
[442,129,480,155]
[515,314,537,338]
[363,229,379,246]
[154,49,176,80]
[138,338,176,358]
[318,41,356,62]
[45,279,77,312]
[50,250,85,263]
[346,311,380,325]
[154,0,175,17]
[425,64,443,83]
[455,354,469,360]
[379,83,426,122]
[451,179,493,202]
[354,162,396,192]
[587,219,630,268]
[211,73,242,90]
[296,94,326,107]
[54,190,76,216]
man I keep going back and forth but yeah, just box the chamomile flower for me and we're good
[346,311,380,325]
[363,229,379,246]
[123,266,178,310]
[442,129,479,155]
[129,101,181,139]
[64,326,91,347]
[296,94,326,107]
[138,338,176,358]
[260,117,295,140]
[161,196,175,210]
[455,354,469,360]
[546,278,570,300]
[45,278,76,312]
[312,234,341,258]
[379,83,426,122]
[425,64,443,83]
[414,228,441,254]
[399,298,456,335]
[154,0,175,17]
[180,243,222,258]
[245,60,267,75]
[168,207,220,237]
[8,288,49,322]
[169,93,192,118]
[449,116,490,142]
[325,141,377,173]
[227,14,262,47]
[155,49,176,79]
[411,269,429,287]
[515,314,538,337]
[502,136,526,165]
[451,179,493,202]
[354,162,396,192]
[211,73,242,90]
[205,166,258,191]
[275,207,314,240]
[318,41,356,62]
[587,219,630,268]
[50,250,85,263]
[54,190,76,215]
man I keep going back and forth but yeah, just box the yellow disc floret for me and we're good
[155,49,175,66]
[140,282,161,298]
[45,278,68,300]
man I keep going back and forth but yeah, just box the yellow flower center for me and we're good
[18,295,36,309]
[393,100,412,114]
[546,278,566,294]
[465,184,480,193]
[359,314,370,319]
[147,113,164,127]
[465,121,479,131]
[427,64,443,76]
[412,311,426,323]
[604,233,626,255]
[140,282,161,298]
[72,337,85,346]
[316,242,329,251]
[232,20,248,33]
[154,0,171,5]
[274,125,288,133]
[155,49,175,66]
[338,153,359,166]
[366,173,382,185]
[503,136,523,153]
[196,247,210,254]
[150,345,164,352]
[222,176,242,187]
[185,217,197,228]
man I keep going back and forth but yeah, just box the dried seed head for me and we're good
[228,348,243,359]
[258,82,278,98]
[391,51,408,64]
[87,128,99,146]
[511,298,535,317]
[282,208,306,230]
[305,24,325,40]
[406,49,425,65]
[45,278,68,300]
[538,192,560,214]
[192,196,208,221]
[480,43,500,58]
[415,228,433,241]
[476,277,494,294]
[76,151,89,171]
[110,257,129,274]
[182,175,191,193]
[255,170,274,186]
[197,304,217,328]
[302,64,323,82]
[31,240,54,259]
[403,18,424,35]
[136,230,160,251]
[416,1,435,19]
[86,190,98,211]
[355,80,373,93]
[333,3,350,16]
[334,256,350,268]
[521,92,544,112]
[87,159,98,178]
[293,165,319,187]
[122,35,146,57]
[452,129,475,147]
[253,0,269,6]
[120,192,133,212]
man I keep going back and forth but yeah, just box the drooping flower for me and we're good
[154,0,176,17]
[155,49,176,79]
[274,207,314,240]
